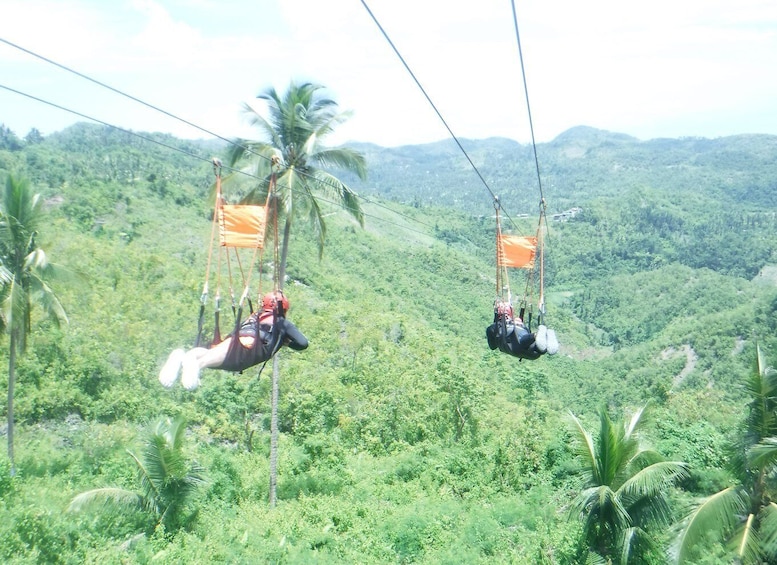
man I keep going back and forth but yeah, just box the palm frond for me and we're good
[313,147,367,181]
[732,512,761,563]
[67,487,144,513]
[628,449,667,473]
[624,404,648,439]
[240,102,283,150]
[744,345,777,444]
[167,415,187,451]
[627,493,673,533]
[758,502,777,560]
[673,486,749,564]
[27,274,68,326]
[144,417,204,497]
[584,551,608,565]
[756,343,767,385]
[312,108,353,142]
[748,437,777,470]
[618,461,689,503]
[569,411,600,484]
[126,448,161,514]
[620,526,648,565]
[30,254,84,287]
[306,193,327,258]
[570,484,631,546]
[598,485,632,529]
[569,486,604,518]
[311,169,364,227]
[24,247,48,270]
[597,408,626,488]
[0,264,12,286]
[3,174,41,231]
[146,433,185,482]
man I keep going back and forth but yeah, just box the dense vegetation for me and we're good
[0,121,776,563]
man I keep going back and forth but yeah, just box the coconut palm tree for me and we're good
[0,173,68,476]
[674,346,777,564]
[226,80,366,278]
[68,416,204,531]
[226,80,367,506]
[569,405,688,564]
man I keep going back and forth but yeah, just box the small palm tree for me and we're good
[0,173,68,476]
[68,416,204,531]
[674,345,777,564]
[226,80,366,505]
[569,405,688,564]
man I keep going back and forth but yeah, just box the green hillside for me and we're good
[0,122,774,563]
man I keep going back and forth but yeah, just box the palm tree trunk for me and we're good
[278,215,292,287]
[7,330,17,477]
[269,354,280,507]
[268,215,292,507]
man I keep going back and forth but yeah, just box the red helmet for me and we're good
[496,300,513,318]
[262,291,289,312]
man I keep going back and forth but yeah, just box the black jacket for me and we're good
[486,314,541,360]
[219,314,308,372]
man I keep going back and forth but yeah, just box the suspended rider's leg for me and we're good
[535,325,548,353]
[180,341,231,390]
[159,349,185,388]
[546,329,559,355]
[181,355,201,391]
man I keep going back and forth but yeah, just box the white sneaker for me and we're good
[159,349,184,388]
[546,329,559,355]
[181,356,201,391]
[535,325,548,353]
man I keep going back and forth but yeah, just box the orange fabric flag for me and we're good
[218,205,268,248]
[498,234,537,269]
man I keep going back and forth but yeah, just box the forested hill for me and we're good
[2,119,776,355]
[0,121,777,563]
[347,126,777,283]
[347,126,777,216]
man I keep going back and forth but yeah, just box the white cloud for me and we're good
[1,0,776,145]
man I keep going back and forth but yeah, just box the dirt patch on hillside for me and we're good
[754,265,777,285]
[662,344,698,388]
[570,346,613,361]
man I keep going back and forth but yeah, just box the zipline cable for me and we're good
[358,0,523,231]
[507,1,550,318]
[0,37,240,152]
[0,40,350,208]
[0,37,488,238]
[0,37,447,235]
[509,0,549,288]
[0,82,438,239]
[509,0,545,205]
[0,83,218,167]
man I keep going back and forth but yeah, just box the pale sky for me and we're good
[1,0,776,147]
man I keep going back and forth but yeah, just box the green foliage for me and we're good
[0,172,70,476]
[569,405,689,564]
[67,415,204,533]
[674,347,777,564]
[1,123,777,562]
[0,456,12,497]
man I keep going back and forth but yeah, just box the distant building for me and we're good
[551,207,582,222]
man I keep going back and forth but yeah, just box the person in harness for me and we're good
[159,290,308,390]
[486,300,558,360]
